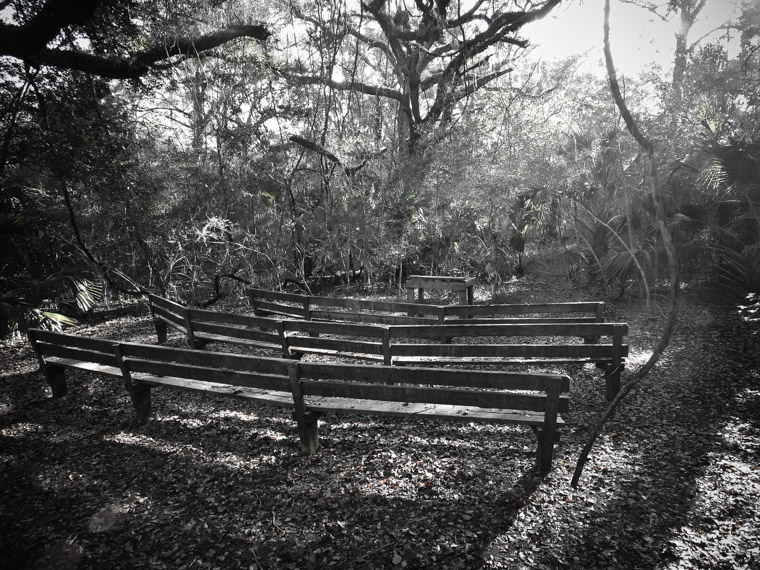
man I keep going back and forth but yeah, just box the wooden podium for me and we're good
[405,275,476,305]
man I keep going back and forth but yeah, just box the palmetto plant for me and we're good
[691,139,760,294]
[0,273,102,338]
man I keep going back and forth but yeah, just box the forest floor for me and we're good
[1,276,759,570]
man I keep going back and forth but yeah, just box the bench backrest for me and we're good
[147,295,626,365]
[246,288,605,325]
[28,329,120,369]
[442,302,605,323]
[28,329,570,415]
[148,294,187,332]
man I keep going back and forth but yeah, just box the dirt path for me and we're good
[0,283,758,569]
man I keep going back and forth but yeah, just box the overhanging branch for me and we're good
[0,0,271,80]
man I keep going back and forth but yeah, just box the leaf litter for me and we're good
[0,279,758,569]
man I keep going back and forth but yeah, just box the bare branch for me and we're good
[287,73,402,101]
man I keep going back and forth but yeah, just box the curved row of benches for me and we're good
[246,287,607,325]
[27,328,570,475]
[149,294,628,399]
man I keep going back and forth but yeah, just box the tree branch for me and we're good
[0,0,271,79]
[287,73,402,101]
[571,0,680,489]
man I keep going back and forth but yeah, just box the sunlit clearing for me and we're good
[628,350,654,368]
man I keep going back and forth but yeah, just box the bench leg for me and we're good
[127,383,152,423]
[605,364,622,400]
[154,320,167,344]
[534,427,560,477]
[190,338,207,350]
[45,365,67,398]
[293,411,319,455]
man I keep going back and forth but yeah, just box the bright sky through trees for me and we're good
[523,0,743,76]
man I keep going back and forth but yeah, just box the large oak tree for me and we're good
[286,0,561,155]
[0,0,271,79]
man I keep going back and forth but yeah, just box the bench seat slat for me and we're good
[303,396,565,426]
[301,380,569,413]
[132,374,294,407]
[44,356,123,377]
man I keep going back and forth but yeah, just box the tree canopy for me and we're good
[0,0,271,78]
[1,0,759,332]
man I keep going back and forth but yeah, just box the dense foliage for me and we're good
[1,0,759,334]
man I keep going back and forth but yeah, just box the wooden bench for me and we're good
[246,288,606,325]
[27,329,571,475]
[246,288,443,324]
[388,322,628,400]
[147,295,626,399]
[405,275,476,305]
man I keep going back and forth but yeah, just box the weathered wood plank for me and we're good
[190,320,281,343]
[449,316,598,324]
[287,336,385,356]
[406,275,476,292]
[43,356,123,377]
[301,380,568,413]
[303,396,564,426]
[118,342,291,375]
[390,322,627,339]
[297,361,571,392]
[283,320,387,338]
[393,356,607,366]
[309,310,438,325]
[35,342,118,367]
[253,300,309,319]
[390,343,619,358]
[444,301,605,318]
[131,373,294,407]
[187,308,280,329]
[30,330,117,352]
[309,295,440,315]
[125,359,291,391]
